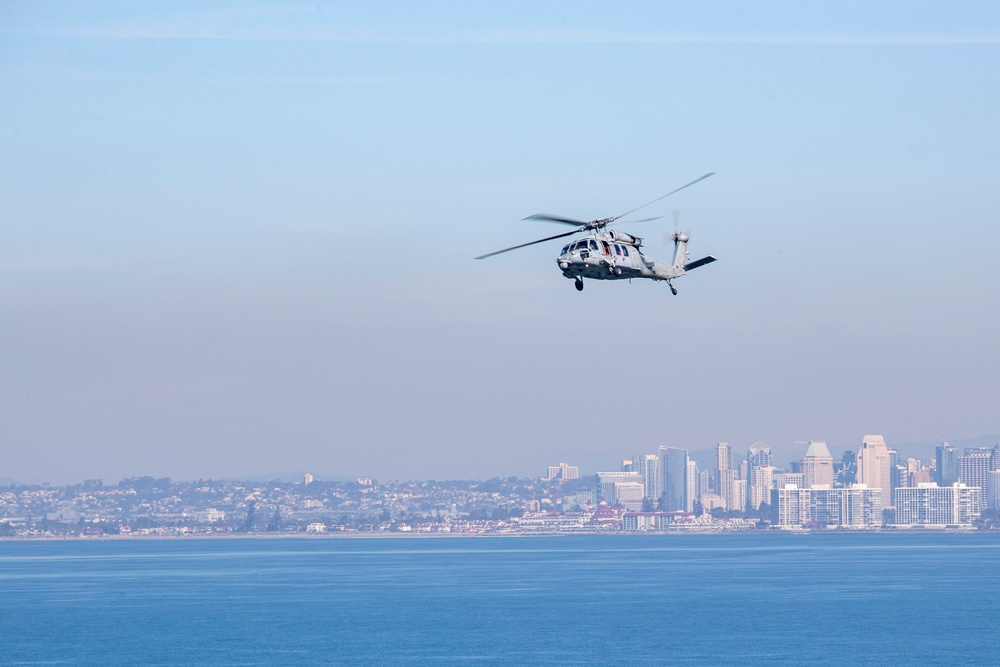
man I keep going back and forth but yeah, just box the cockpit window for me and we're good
[561,245,569,255]
[589,239,599,252]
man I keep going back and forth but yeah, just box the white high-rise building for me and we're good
[894,483,981,526]
[857,435,892,502]
[771,484,883,528]
[547,462,580,480]
[612,481,646,511]
[802,441,834,488]
[748,464,775,511]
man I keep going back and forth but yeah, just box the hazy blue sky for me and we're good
[2,2,999,483]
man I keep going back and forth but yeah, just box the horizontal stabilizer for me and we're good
[684,256,717,271]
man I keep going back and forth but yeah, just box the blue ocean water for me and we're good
[1,533,999,666]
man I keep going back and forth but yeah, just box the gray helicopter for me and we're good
[476,173,718,293]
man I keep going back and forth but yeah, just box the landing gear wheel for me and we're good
[613,266,622,277]
[574,278,584,292]
[669,284,678,296]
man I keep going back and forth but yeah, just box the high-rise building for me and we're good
[611,482,646,511]
[745,442,773,510]
[716,442,733,472]
[802,441,834,489]
[718,468,739,511]
[660,447,689,512]
[632,454,660,500]
[771,484,883,528]
[686,460,699,513]
[936,443,958,485]
[894,483,981,526]
[857,435,892,503]
[730,480,747,512]
[748,465,774,511]
[958,451,992,511]
[987,470,1000,513]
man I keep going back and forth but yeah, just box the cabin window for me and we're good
[589,239,599,252]
[614,244,623,256]
[622,246,629,257]
[601,241,611,255]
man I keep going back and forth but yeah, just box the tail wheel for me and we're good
[574,278,584,292]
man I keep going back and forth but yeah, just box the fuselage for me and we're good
[556,231,683,282]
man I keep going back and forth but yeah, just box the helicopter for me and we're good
[476,173,717,294]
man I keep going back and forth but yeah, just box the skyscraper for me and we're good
[936,443,958,485]
[746,442,773,511]
[802,441,834,488]
[660,447,689,512]
[633,454,661,501]
[958,451,992,511]
[686,460,699,513]
[857,435,892,502]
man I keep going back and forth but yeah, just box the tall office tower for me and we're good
[700,470,711,500]
[634,454,661,500]
[745,442,773,510]
[622,459,635,473]
[715,442,733,496]
[994,444,1000,471]
[739,460,749,482]
[838,450,857,486]
[988,471,1000,512]
[936,443,958,485]
[660,447,689,512]
[686,460,699,512]
[716,442,733,472]
[747,442,772,470]
[747,464,774,511]
[802,441,834,488]
[857,435,892,502]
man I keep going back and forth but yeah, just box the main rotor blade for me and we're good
[522,213,589,227]
[616,215,663,225]
[475,229,580,260]
[612,172,715,222]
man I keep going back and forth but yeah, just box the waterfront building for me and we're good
[771,484,882,528]
[857,435,892,503]
[802,441,834,489]
[621,511,695,531]
[893,483,981,526]
[660,447,689,512]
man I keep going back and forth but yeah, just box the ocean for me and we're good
[1,533,998,666]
